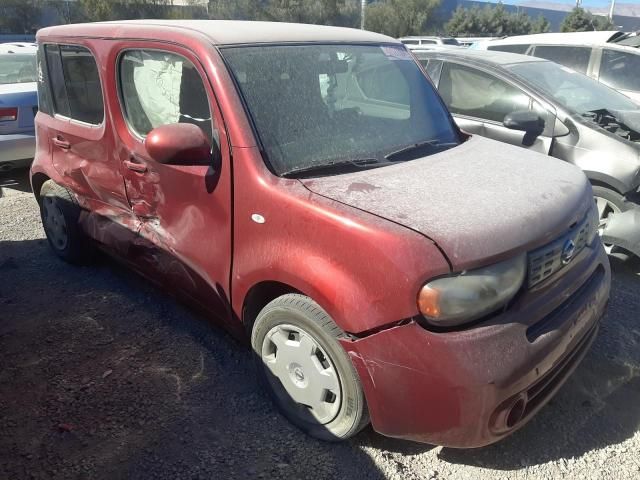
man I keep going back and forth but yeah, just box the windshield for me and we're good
[221,44,459,176]
[0,53,37,85]
[507,60,639,116]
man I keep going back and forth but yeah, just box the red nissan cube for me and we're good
[31,20,610,447]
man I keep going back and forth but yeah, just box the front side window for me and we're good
[599,49,640,92]
[119,49,214,143]
[532,45,591,74]
[439,62,530,122]
[221,44,459,176]
[44,44,104,124]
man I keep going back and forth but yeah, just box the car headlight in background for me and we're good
[418,254,526,327]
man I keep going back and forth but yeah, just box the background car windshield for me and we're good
[221,44,458,175]
[0,54,37,85]
[508,61,639,115]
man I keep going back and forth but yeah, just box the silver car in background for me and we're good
[472,31,640,103]
[0,43,38,171]
[415,48,640,255]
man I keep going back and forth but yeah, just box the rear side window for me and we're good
[44,44,104,124]
[439,62,530,123]
[532,45,591,74]
[599,49,640,92]
[401,40,419,45]
[36,45,52,115]
[488,44,531,55]
[118,49,214,143]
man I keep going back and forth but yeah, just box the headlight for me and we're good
[417,254,526,327]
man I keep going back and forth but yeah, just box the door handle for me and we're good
[123,159,148,173]
[52,137,70,150]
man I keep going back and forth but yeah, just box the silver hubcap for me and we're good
[261,324,341,425]
[595,196,621,254]
[42,196,68,250]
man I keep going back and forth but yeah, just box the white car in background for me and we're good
[472,31,640,103]
[0,42,38,171]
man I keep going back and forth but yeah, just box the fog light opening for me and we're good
[506,398,526,429]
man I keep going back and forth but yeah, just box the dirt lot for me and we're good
[1,169,640,480]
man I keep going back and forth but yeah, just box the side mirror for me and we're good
[145,123,211,165]
[503,110,545,147]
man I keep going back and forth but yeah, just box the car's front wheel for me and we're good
[251,294,369,441]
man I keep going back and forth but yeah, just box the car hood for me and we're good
[301,136,593,270]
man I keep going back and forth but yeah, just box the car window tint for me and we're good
[439,62,530,122]
[422,40,437,45]
[402,40,419,45]
[599,49,640,92]
[44,44,71,118]
[532,46,591,74]
[488,44,530,55]
[59,45,104,124]
[119,49,214,144]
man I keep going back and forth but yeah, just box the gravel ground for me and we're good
[1,169,639,480]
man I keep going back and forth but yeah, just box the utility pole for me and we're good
[361,0,366,30]
[609,0,616,21]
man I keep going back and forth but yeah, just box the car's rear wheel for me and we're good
[251,294,369,441]
[39,180,92,264]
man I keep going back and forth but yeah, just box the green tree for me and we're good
[445,3,544,37]
[531,14,551,34]
[365,0,441,37]
[561,7,614,32]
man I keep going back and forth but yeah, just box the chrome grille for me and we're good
[528,211,594,287]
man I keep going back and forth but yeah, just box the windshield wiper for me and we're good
[385,140,458,161]
[281,158,387,178]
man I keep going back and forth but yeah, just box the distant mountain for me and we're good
[520,1,640,18]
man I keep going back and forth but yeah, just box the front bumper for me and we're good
[340,241,610,448]
[0,133,36,165]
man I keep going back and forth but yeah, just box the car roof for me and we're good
[413,47,547,66]
[37,20,397,46]
[475,30,623,48]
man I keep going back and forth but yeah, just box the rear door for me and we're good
[42,42,130,214]
[436,61,555,154]
[111,42,234,328]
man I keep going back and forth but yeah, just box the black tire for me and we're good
[251,294,369,441]
[39,180,92,264]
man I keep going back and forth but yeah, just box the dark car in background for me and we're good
[415,48,640,256]
[0,42,38,171]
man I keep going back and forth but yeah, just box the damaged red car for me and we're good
[31,20,610,447]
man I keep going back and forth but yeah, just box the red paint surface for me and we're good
[32,22,611,447]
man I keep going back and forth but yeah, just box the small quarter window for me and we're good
[119,49,214,143]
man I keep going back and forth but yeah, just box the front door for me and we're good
[437,61,554,155]
[109,43,234,328]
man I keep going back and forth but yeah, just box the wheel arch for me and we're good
[30,172,51,203]
[241,281,302,334]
